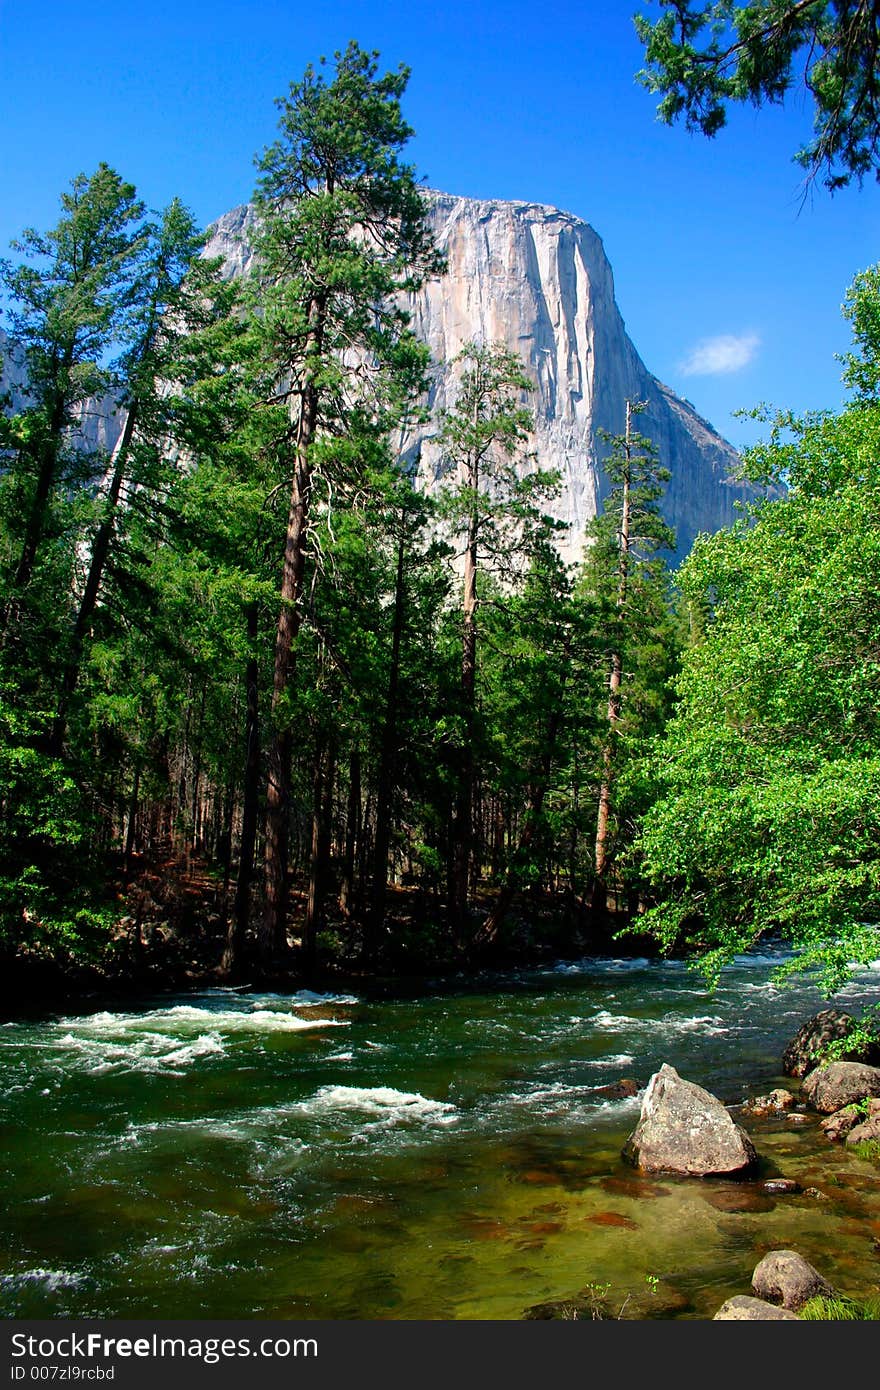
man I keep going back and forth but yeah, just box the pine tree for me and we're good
[248,43,442,965]
[584,400,675,910]
[436,342,561,939]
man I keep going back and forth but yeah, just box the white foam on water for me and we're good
[300,1085,458,1127]
[504,1080,599,1108]
[591,1009,642,1031]
[580,1053,636,1068]
[324,1051,354,1062]
[1,1267,84,1292]
[43,1002,351,1076]
[140,1005,349,1034]
[51,1029,226,1075]
[656,1013,728,1036]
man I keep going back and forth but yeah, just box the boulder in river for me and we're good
[801,1061,880,1114]
[820,1108,862,1141]
[751,1250,834,1310]
[744,1087,795,1115]
[622,1064,758,1176]
[714,1295,799,1321]
[782,1010,880,1077]
[845,1115,880,1148]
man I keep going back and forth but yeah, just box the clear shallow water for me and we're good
[2,954,879,1320]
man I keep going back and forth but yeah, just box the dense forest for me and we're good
[1,41,879,999]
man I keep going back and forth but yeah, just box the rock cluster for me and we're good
[714,1250,834,1319]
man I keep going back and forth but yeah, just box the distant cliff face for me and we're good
[0,328,124,457]
[206,191,750,560]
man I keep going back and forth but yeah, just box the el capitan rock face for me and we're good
[204,191,752,561]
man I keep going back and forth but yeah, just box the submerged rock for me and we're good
[761,1178,802,1195]
[744,1088,796,1116]
[751,1250,834,1310]
[622,1064,758,1176]
[594,1078,640,1101]
[714,1295,799,1321]
[802,1062,880,1114]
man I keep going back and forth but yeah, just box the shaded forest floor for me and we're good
[0,847,662,1018]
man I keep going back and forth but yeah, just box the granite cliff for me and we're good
[206,190,750,559]
[1,192,749,561]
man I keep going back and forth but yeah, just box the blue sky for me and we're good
[1,0,878,448]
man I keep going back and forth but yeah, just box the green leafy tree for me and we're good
[436,341,562,937]
[0,164,145,638]
[50,198,229,752]
[635,266,880,990]
[248,41,442,964]
[634,1,880,190]
[583,401,676,908]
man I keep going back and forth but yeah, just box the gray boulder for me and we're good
[802,1061,880,1114]
[752,1250,834,1310]
[782,1010,880,1077]
[845,1115,880,1147]
[714,1295,799,1320]
[622,1064,758,1176]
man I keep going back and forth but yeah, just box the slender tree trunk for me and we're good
[451,514,478,939]
[224,605,260,978]
[50,402,139,751]
[593,399,633,908]
[368,524,407,950]
[1,378,70,641]
[303,733,336,975]
[261,291,326,964]
[339,748,361,917]
[123,763,141,881]
[480,634,570,943]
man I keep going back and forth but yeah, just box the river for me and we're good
[2,951,879,1319]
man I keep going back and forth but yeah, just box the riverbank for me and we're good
[0,851,663,1019]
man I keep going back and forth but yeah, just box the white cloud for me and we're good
[678,332,760,377]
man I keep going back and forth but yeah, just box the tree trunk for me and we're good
[367,524,406,951]
[2,379,69,641]
[303,734,336,975]
[50,401,139,751]
[479,633,570,944]
[224,603,260,978]
[339,748,361,918]
[261,291,326,965]
[451,515,478,939]
[593,399,633,908]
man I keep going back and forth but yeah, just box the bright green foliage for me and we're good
[634,1,880,190]
[800,1293,880,1319]
[251,41,441,447]
[0,165,146,629]
[635,267,880,989]
[436,343,562,580]
[0,686,114,958]
[580,409,679,883]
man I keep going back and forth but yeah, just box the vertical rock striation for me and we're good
[206,190,753,560]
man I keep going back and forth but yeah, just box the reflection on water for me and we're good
[1,952,878,1318]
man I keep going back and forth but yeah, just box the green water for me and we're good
[2,952,879,1319]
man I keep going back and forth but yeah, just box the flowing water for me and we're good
[2,952,879,1320]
